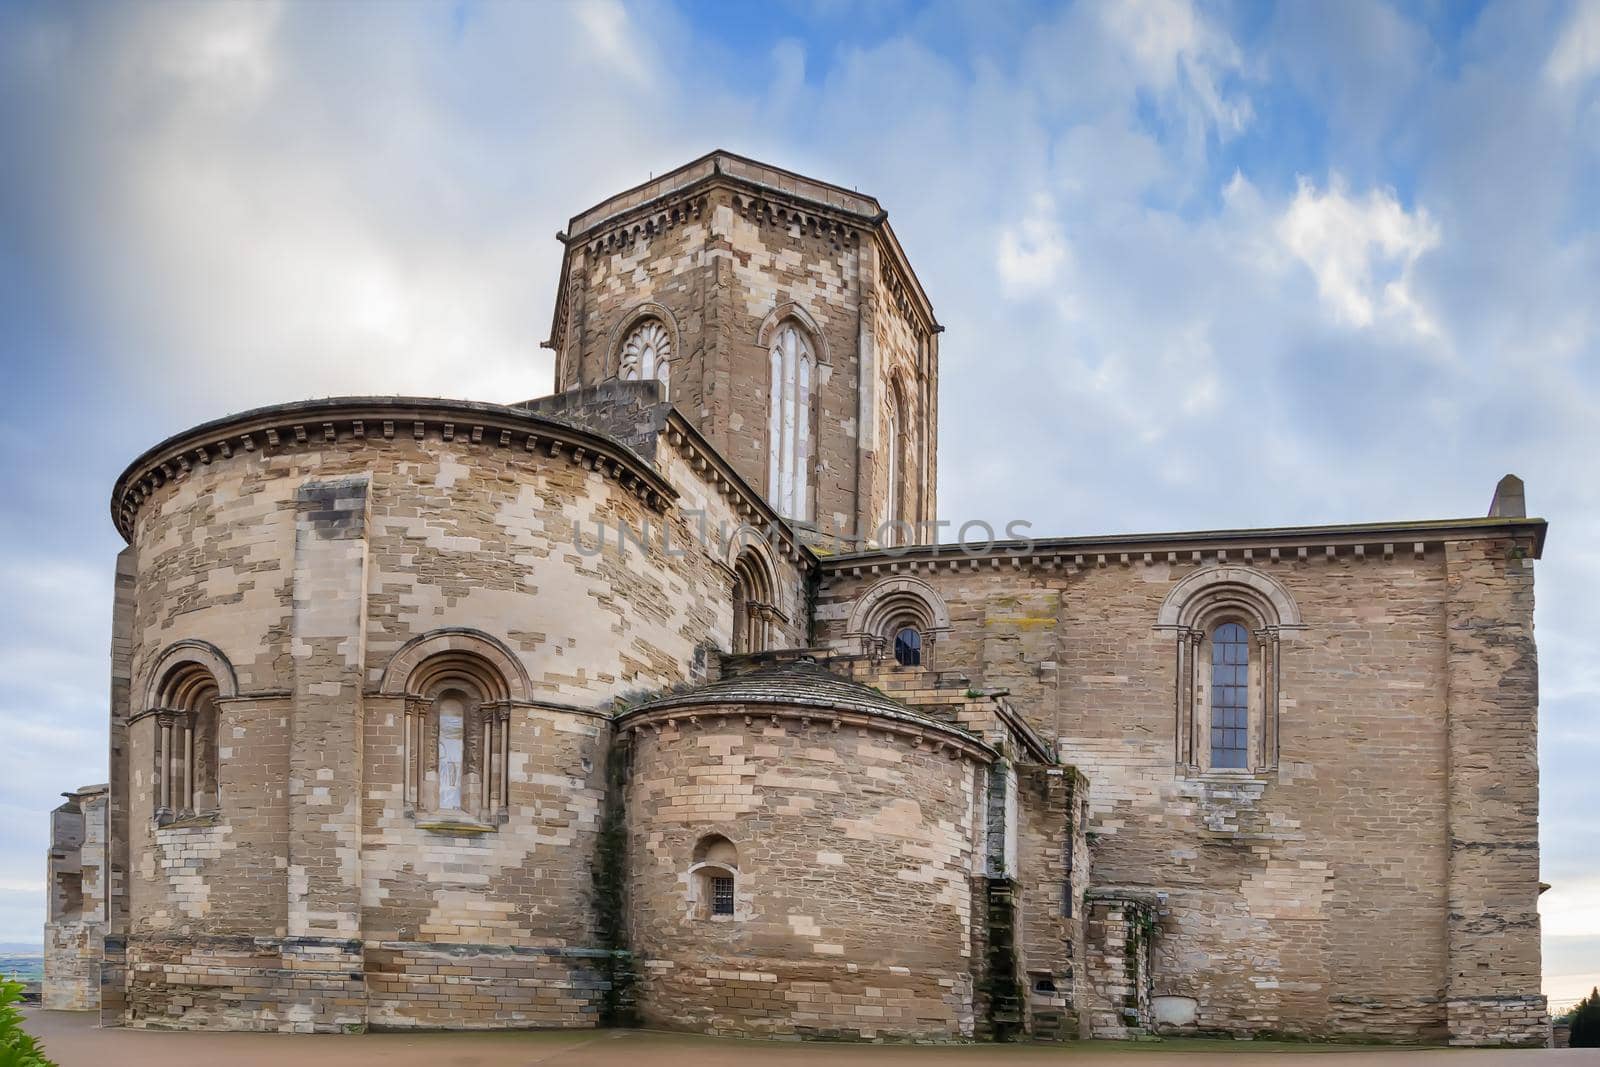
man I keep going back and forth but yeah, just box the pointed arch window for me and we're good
[885,390,900,544]
[619,319,672,399]
[768,322,814,521]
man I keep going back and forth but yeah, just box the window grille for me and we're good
[711,875,735,916]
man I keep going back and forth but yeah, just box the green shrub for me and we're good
[1572,986,1600,1048]
[0,978,57,1067]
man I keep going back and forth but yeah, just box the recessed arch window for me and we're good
[1155,566,1304,776]
[894,626,922,667]
[767,322,814,521]
[847,575,951,670]
[883,377,918,546]
[435,689,468,811]
[690,834,740,920]
[390,648,518,825]
[731,547,777,655]
[150,661,223,823]
[885,389,901,544]
[619,318,672,399]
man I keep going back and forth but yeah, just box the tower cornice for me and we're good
[543,150,941,350]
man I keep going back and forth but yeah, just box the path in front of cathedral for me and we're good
[23,1008,1567,1066]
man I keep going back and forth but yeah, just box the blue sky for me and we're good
[1,0,1597,1008]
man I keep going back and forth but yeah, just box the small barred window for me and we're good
[711,875,735,916]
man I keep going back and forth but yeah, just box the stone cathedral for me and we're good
[43,152,1550,1046]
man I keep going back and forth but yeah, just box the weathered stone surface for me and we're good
[43,785,107,1011]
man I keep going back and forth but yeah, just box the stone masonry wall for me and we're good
[621,706,984,1039]
[817,537,1543,1041]
[113,407,752,1029]
[1442,537,1549,1046]
[1015,765,1089,1040]
[43,787,108,1011]
[1083,894,1155,1039]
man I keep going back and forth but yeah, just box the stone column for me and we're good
[1442,536,1549,1047]
[285,476,371,1029]
[480,712,493,816]
[496,708,511,819]
[182,716,194,814]
[156,714,175,817]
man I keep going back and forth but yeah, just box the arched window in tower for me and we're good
[767,322,814,520]
[885,390,900,545]
[1209,622,1250,769]
[619,319,672,399]
[894,626,922,667]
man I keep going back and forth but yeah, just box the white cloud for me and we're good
[1099,0,1252,138]
[1277,175,1441,336]
[1546,0,1600,86]
[996,194,1069,297]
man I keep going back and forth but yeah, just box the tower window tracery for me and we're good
[619,318,672,398]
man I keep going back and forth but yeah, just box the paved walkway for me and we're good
[21,1010,1591,1067]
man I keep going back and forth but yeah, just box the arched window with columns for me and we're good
[1155,566,1305,775]
[767,321,814,521]
[378,629,532,827]
[731,547,777,654]
[145,642,236,824]
[405,654,511,822]
[846,575,952,670]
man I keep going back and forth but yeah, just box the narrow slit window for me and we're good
[1210,622,1250,769]
[437,692,466,810]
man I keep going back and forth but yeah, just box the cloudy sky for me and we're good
[2,0,1597,1008]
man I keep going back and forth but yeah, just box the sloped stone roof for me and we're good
[618,660,991,759]
[627,660,908,718]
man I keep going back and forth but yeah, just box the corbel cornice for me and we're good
[821,516,1548,578]
[110,397,679,543]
